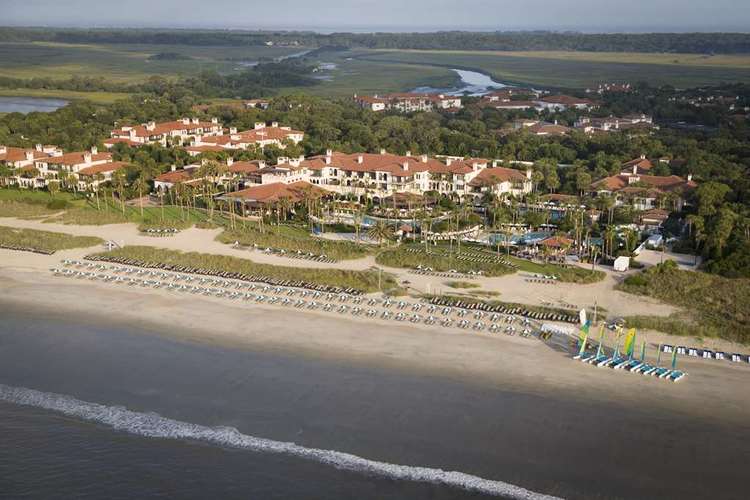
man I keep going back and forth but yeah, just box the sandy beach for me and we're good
[1,244,749,427]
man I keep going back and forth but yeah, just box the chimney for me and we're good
[35,143,42,152]
[402,161,409,171]
[554,119,558,125]
[406,150,411,157]
[254,122,266,130]
[271,121,278,128]
[325,156,331,165]
[192,118,199,124]
[326,149,333,157]
[147,121,156,131]
[83,152,92,164]
[211,117,218,124]
[380,148,386,155]
[632,165,637,175]
[91,146,98,155]
[687,174,693,182]
[171,165,177,172]
[421,154,428,163]
[446,158,453,166]
[357,155,363,164]
[226,157,234,166]
[181,118,190,125]
[229,127,237,134]
[0,146,6,155]
[25,151,34,161]
[640,154,646,159]
[526,169,533,180]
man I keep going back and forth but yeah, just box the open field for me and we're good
[280,56,458,96]
[0,87,130,104]
[330,49,750,89]
[0,41,305,83]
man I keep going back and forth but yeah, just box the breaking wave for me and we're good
[0,383,562,499]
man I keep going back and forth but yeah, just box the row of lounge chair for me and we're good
[0,244,54,255]
[248,244,335,263]
[574,352,687,382]
[410,268,476,279]
[83,255,364,295]
[429,296,576,323]
[525,278,558,285]
[53,262,541,338]
[141,228,180,236]
[662,344,750,364]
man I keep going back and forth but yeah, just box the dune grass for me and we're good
[217,226,371,261]
[444,280,480,289]
[617,261,750,344]
[91,246,398,293]
[0,225,102,252]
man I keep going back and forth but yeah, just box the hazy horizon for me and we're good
[3,0,750,34]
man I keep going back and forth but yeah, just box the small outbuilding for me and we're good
[613,255,630,272]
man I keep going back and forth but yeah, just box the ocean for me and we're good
[0,301,746,499]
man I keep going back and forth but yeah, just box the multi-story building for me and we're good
[106,117,224,148]
[574,114,655,134]
[354,93,462,113]
[185,122,304,155]
[534,95,596,111]
[300,150,531,200]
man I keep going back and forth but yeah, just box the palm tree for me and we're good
[604,225,617,259]
[112,170,127,215]
[367,220,393,246]
[136,174,148,218]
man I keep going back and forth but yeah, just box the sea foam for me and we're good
[0,383,563,499]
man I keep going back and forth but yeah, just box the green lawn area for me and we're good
[340,49,750,89]
[376,244,516,277]
[91,245,398,293]
[0,225,102,252]
[217,226,371,261]
[506,255,605,284]
[0,41,306,83]
[617,261,750,344]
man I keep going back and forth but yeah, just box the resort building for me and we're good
[76,161,132,190]
[590,169,696,211]
[574,115,655,134]
[186,122,304,155]
[221,181,325,209]
[534,95,596,111]
[33,147,113,179]
[354,93,462,113]
[107,117,224,148]
[299,150,531,201]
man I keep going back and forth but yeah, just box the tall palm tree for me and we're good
[367,220,393,246]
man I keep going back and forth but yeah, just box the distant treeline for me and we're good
[2,27,750,53]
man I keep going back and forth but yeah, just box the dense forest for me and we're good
[2,27,750,54]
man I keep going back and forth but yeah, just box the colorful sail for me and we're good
[671,346,678,369]
[656,344,663,366]
[595,325,605,357]
[577,320,591,351]
[623,329,636,358]
[577,329,589,358]
[640,340,646,361]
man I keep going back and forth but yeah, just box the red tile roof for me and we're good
[78,161,131,176]
[468,167,527,187]
[0,147,49,163]
[227,181,325,204]
[42,152,112,166]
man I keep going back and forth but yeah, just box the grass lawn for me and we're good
[506,255,605,284]
[342,49,750,89]
[217,226,371,261]
[617,262,750,344]
[376,244,516,277]
[92,245,398,293]
[0,41,306,83]
[0,225,102,252]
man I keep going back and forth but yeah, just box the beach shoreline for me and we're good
[2,253,749,427]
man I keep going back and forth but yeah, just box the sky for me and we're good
[3,0,750,32]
